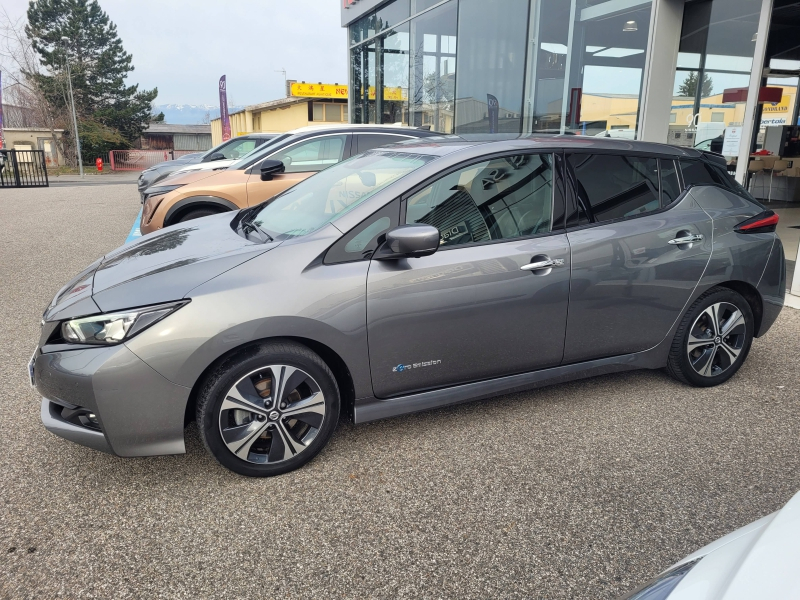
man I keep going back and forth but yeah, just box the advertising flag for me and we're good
[219,75,231,141]
[0,71,5,148]
[487,94,499,134]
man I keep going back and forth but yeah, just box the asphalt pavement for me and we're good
[1,182,799,599]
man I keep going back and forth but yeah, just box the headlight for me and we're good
[617,558,701,600]
[61,301,188,345]
[143,184,184,198]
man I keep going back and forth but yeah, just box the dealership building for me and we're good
[341,0,800,186]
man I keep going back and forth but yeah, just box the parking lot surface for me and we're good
[1,183,799,599]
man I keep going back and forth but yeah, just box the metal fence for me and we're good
[109,149,198,171]
[0,149,49,188]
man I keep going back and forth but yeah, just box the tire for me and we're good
[176,207,221,223]
[666,287,754,387]
[197,341,340,477]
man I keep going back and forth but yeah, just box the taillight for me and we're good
[735,210,779,234]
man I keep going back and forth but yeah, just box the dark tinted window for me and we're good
[569,154,660,225]
[660,159,682,206]
[406,153,553,248]
[325,200,400,264]
[356,134,410,154]
[679,158,729,187]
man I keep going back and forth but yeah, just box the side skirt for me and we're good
[354,349,665,424]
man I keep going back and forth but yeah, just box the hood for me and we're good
[174,159,236,174]
[154,167,231,189]
[667,489,800,599]
[44,212,278,320]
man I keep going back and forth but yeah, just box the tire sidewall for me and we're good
[676,289,754,387]
[199,345,340,477]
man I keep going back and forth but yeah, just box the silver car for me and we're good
[31,136,785,476]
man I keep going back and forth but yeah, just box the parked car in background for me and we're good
[137,133,278,200]
[139,124,437,234]
[32,136,784,477]
[619,489,800,599]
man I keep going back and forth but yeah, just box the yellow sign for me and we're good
[290,83,348,99]
[368,86,405,101]
[290,82,406,102]
[762,94,791,114]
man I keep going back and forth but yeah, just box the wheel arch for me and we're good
[715,280,764,336]
[164,195,238,226]
[184,335,356,427]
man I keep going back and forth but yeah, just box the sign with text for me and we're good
[722,126,742,156]
[291,83,348,99]
[290,83,405,101]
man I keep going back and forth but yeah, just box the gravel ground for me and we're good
[1,184,799,600]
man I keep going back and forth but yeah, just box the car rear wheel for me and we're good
[197,342,340,476]
[176,207,222,223]
[667,287,754,387]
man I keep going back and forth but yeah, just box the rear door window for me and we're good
[568,154,660,225]
[660,159,682,206]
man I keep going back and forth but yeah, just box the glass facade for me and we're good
[349,0,655,137]
[667,0,763,160]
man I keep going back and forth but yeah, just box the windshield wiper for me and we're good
[238,212,272,243]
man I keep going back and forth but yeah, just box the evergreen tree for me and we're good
[24,0,157,158]
[678,71,713,98]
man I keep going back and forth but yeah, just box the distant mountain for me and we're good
[151,103,246,125]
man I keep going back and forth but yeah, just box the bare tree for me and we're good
[0,6,74,164]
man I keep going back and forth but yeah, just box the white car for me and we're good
[620,489,800,599]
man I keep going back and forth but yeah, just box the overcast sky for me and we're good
[2,0,348,106]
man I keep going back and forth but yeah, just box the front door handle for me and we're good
[668,234,704,245]
[521,258,564,271]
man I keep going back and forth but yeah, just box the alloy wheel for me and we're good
[218,365,326,464]
[686,302,746,378]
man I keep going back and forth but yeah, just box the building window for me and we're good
[525,0,653,137]
[667,0,763,158]
[455,0,528,133]
[312,103,345,123]
[670,112,677,124]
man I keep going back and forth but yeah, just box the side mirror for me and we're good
[202,152,226,162]
[260,159,285,181]
[373,224,440,260]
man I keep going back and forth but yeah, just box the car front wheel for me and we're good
[667,287,754,387]
[197,342,340,476]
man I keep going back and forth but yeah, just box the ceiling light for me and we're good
[623,20,638,32]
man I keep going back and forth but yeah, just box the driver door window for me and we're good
[405,153,554,247]
[268,135,348,173]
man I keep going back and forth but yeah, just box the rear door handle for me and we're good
[668,234,704,245]
[521,258,564,271]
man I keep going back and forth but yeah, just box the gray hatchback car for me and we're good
[32,136,785,476]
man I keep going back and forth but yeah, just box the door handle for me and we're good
[668,234,704,245]
[520,258,564,271]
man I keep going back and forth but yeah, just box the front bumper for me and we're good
[33,343,192,457]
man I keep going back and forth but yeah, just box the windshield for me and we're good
[229,134,292,169]
[250,151,434,240]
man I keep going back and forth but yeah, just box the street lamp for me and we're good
[61,36,83,177]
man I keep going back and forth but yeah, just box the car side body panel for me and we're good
[124,225,375,400]
[687,186,779,335]
[564,192,713,363]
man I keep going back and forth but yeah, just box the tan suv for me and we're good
[139,125,435,235]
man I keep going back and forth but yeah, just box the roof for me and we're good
[370,134,703,158]
[229,96,310,116]
[144,123,211,135]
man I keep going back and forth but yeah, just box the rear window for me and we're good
[680,158,760,204]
